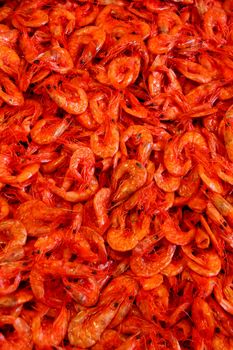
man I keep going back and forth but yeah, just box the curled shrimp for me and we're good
[0,317,32,350]
[0,25,18,47]
[30,116,70,145]
[0,220,27,262]
[182,244,221,277]
[172,58,215,83]
[108,55,141,90]
[107,208,151,251]
[130,236,176,277]
[48,176,99,202]
[112,160,147,202]
[203,6,227,43]
[13,2,49,28]
[0,46,20,77]
[68,26,106,67]
[214,277,233,316]
[207,191,233,227]
[224,105,233,162]
[37,45,74,74]
[90,121,120,158]
[161,215,195,245]
[75,3,99,27]
[68,299,122,348]
[0,73,24,106]
[120,125,153,164]
[44,75,88,115]
[0,289,33,308]
[32,306,70,349]
[63,145,95,186]
[93,188,111,229]
[154,164,181,192]
[49,6,75,44]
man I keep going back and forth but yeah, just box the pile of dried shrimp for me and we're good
[0,0,233,349]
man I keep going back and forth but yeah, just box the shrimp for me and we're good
[0,25,18,48]
[0,6,12,23]
[107,210,151,251]
[30,117,70,145]
[120,125,153,164]
[161,215,195,245]
[112,160,147,202]
[48,176,99,202]
[154,164,181,192]
[197,164,224,194]
[90,121,119,158]
[44,75,88,115]
[207,192,233,227]
[93,188,111,229]
[0,197,9,220]
[75,3,99,27]
[0,317,32,350]
[92,329,123,350]
[121,92,148,120]
[68,26,106,67]
[214,278,233,316]
[130,236,176,277]
[224,105,233,162]
[0,289,33,308]
[89,91,108,125]
[157,10,183,35]
[182,244,221,277]
[13,3,49,28]
[178,167,200,198]
[49,6,75,44]
[0,220,27,262]
[148,33,176,55]
[139,274,164,291]
[203,6,227,43]
[192,297,215,346]
[68,300,122,348]
[64,145,95,185]
[108,55,141,90]
[63,275,99,307]
[172,58,215,83]
[0,73,24,106]
[0,46,20,77]
[32,306,70,349]
[37,45,74,74]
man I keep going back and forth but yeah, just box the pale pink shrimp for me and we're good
[32,306,70,349]
[112,160,147,202]
[68,26,106,67]
[90,121,120,158]
[44,75,88,115]
[93,188,111,229]
[130,236,176,277]
[30,117,70,145]
[120,125,153,164]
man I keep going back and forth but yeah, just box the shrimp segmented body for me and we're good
[112,160,147,202]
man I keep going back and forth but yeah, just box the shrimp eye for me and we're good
[65,285,71,290]
[34,59,39,64]
[47,84,51,90]
[113,302,119,308]
[136,162,143,168]
[136,335,141,340]
[128,295,134,300]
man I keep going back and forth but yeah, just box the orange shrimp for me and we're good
[214,278,233,316]
[154,164,181,192]
[0,289,33,308]
[0,5,12,23]
[108,55,141,90]
[203,6,227,43]
[37,45,74,74]
[0,25,18,48]
[68,26,106,67]
[207,191,233,227]
[75,3,99,27]
[182,244,221,277]
[172,58,215,83]
[44,75,88,115]
[49,6,75,44]
[0,46,20,77]
[13,2,49,28]
[0,73,24,106]
[112,160,147,202]
[0,197,9,221]
[197,164,224,194]
[68,300,122,348]
[93,188,111,229]
[107,209,151,251]
[90,121,120,158]
[130,236,176,277]
[224,105,233,162]
[120,125,153,164]
[30,116,70,145]
[32,306,70,349]
[0,317,32,350]
[148,33,176,55]
[192,297,215,346]
[0,220,27,262]
[161,215,195,245]
[157,10,183,35]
